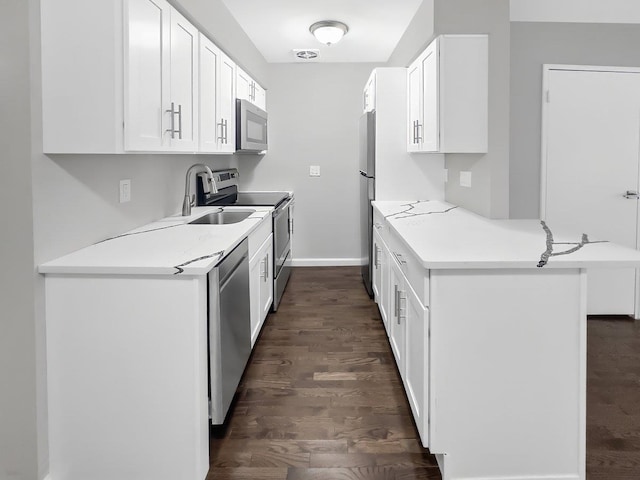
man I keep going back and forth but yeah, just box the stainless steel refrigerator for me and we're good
[359,111,375,297]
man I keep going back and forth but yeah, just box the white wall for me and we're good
[510,0,640,24]
[386,0,435,67]
[0,1,38,479]
[237,63,380,265]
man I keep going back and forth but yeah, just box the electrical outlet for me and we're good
[119,179,131,203]
[309,165,321,177]
[459,171,472,188]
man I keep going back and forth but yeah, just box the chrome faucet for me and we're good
[182,164,217,216]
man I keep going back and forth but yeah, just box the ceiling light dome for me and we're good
[309,20,349,46]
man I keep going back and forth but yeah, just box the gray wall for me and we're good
[387,0,435,67]
[28,0,268,477]
[387,0,510,218]
[510,22,640,218]
[435,0,510,218]
[0,1,38,479]
[237,63,380,264]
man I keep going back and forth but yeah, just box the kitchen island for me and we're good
[372,200,640,480]
[39,206,272,480]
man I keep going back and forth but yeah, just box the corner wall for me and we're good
[435,0,510,219]
[0,1,38,479]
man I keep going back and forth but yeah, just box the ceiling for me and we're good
[220,0,424,63]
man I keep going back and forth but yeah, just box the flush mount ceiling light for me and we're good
[309,20,349,46]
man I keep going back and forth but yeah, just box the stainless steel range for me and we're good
[196,168,293,311]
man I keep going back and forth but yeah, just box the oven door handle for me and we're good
[272,197,294,218]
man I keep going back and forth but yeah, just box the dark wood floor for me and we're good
[208,267,640,480]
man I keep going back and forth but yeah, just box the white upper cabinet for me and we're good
[124,0,198,152]
[41,0,239,154]
[236,66,266,111]
[363,71,376,112]
[407,35,488,153]
[199,34,236,153]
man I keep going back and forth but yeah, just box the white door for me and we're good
[124,0,171,151]
[168,9,198,151]
[542,67,640,315]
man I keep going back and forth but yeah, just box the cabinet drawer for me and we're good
[249,215,272,260]
[387,230,429,307]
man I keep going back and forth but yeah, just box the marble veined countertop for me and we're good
[373,200,640,269]
[39,206,272,276]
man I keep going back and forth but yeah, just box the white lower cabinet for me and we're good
[376,221,430,448]
[403,280,429,445]
[249,234,273,347]
[372,228,390,333]
[389,258,407,372]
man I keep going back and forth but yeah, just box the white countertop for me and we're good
[373,200,640,269]
[39,206,273,276]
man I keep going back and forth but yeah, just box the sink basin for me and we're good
[189,209,255,225]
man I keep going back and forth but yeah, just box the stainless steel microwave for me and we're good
[236,99,268,153]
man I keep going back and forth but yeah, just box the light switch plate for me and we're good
[119,179,131,203]
[309,165,321,177]
[460,171,472,188]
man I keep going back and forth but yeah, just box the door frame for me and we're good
[540,64,640,319]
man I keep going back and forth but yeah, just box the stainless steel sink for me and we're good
[189,209,255,225]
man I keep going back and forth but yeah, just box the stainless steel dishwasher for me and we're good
[208,238,251,424]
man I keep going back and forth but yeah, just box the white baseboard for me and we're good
[291,258,364,267]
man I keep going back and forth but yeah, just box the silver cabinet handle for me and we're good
[412,120,417,144]
[393,251,407,265]
[223,119,228,144]
[264,253,269,282]
[416,121,422,142]
[397,290,406,325]
[166,102,176,139]
[165,102,182,139]
[394,284,399,319]
[217,119,225,143]
[374,245,379,269]
[623,190,639,199]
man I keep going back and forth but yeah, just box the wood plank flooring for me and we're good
[208,267,640,480]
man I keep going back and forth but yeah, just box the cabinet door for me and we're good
[389,259,406,375]
[421,40,439,152]
[168,9,198,151]
[124,0,171,151]
[250,235,274,347]
[198,34,220,152]
[373,229,389,333]
[236,67,252,102]
[405,284,429,446]
[259,237,274,324]
[218,52,236,153]
[253,83,267,111]
[407,59,422,152]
